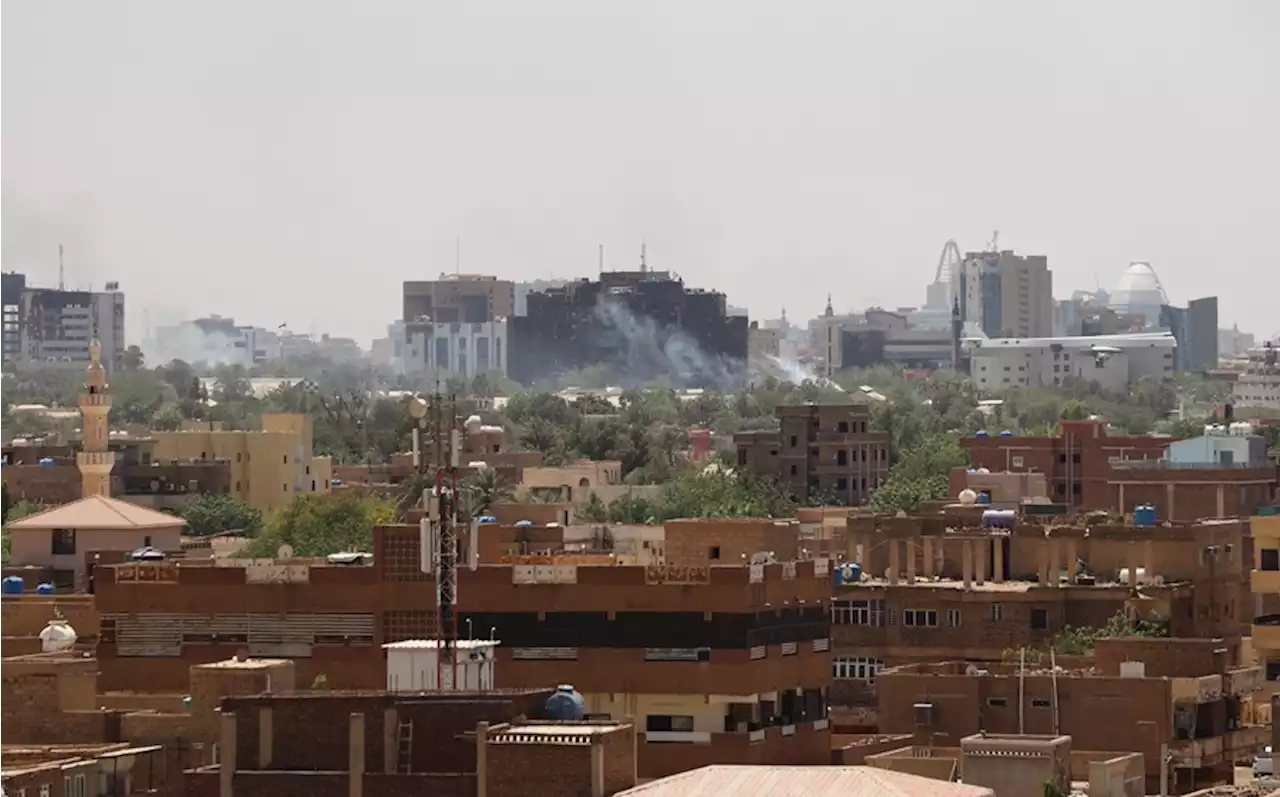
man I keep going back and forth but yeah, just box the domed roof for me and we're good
[1108,261,1168,325]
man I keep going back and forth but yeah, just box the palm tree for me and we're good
[394,470,434,521]
[464,468,513,517]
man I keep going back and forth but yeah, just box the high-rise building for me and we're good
[1160,296,1219,372]
[403,274,515,324]
[508,269,747,386]
[1,272,125,370]
[957,250,1053,339]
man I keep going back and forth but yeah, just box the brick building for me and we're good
[876,637,1266,793]
[183,689,635,797]
[829,509,1246,718]
[734,402,890,505]
[1,744,168,797]
[958,420,1277,520]
[92,522,832,779]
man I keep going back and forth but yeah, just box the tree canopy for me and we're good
[238,493,394,558]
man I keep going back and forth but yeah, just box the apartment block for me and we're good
[830,509,1247,717]
[1,272,126,370]
[877,637,1265,793]
[151,413,332,513]
[1251,515,1280,687]
[91,522,832,779]
[734,403,890,505]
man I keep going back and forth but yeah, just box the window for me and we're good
[74,774,86,797]
[902,609,938,628]
[947,609,962,628]
[51,529,76,556]
[40,787,50,797]
[1262,549,1280,572]
[832,600,885,627]
[236,452,242,462]
[738,449,748,466]
[789,435,798,448]
[989,604,1004,622]
[645,714,695,733]
[1030,609,1048,630]
[838,421,849,433]
[837,450,848,466]
[790,464,798,476]
[1031,698,1052,708]
[986,697,1008,707]
[311,480,317,491]
[143,536,151,547]
[709,546,721,560]
[283,454,289,464]
[833,656,883,681]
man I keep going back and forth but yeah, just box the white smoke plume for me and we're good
[594,295,745,388]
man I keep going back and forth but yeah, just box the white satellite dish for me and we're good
[277,544,294,559]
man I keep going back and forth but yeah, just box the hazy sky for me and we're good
[3,1,1277,344]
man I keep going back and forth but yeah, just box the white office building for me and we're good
[1231,344,1280,415]
[964,332,1176,393]
[393,319,508,379]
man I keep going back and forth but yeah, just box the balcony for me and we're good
[1171,674,1223,704]
[1224,667,1264,697]
[1252,616,1280,651]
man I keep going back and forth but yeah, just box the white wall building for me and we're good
[965,332,1176,393]
[1231,344,1280,415]
[394,319,508,378]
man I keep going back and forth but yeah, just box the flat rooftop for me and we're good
[197,657,293,670]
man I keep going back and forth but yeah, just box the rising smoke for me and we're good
[594,295,746,388]
[143,323,253,368]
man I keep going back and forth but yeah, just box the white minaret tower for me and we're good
[76,339,114,497]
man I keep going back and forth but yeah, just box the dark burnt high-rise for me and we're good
[509,251,748,385]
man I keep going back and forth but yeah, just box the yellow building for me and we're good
[151,413,332,514]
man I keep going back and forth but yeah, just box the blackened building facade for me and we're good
[508,270,748,385]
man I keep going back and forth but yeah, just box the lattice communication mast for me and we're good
[411,392,463,689]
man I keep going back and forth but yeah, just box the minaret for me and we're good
[824,294,834,318]
[77,340,114,498]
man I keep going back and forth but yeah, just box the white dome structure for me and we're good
[40,619,77,653]
[1108,261,1169,329]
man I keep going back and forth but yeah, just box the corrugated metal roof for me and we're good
[615,765,994,797]
[7,495,186,531]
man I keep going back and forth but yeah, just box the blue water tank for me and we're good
[478,516,498,524]
[38,457,55,467]
[544,684,586,720]
[999,430,1014,438]
[833,563,862,586]
[1133,505,1157,527]
[35,583,55,595]
[982,509,1017,529]
[515,520,534,527]
[1,576,24,595]
[975,431,990,438]
[975,493,991,505]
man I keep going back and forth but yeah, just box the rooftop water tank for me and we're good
[976,467,990,475]
[515,520,534,527]
[975,431,990,438]
[544,684,586,720]
[38,457,55,467]
[1,576,24,596]
[1133,505,1157,527]
[478,516,498,524]
[958,489,978,505]
[130,547,166,561]
[834,563,862,586]
[975,492,991,505]
[35,582,55,595]
[39,619,77,653]
[981,509,1016,529]
[999,430,1014,438]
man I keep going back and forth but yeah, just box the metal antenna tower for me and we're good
[411,392,462,689]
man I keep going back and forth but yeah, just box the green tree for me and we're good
[179,494,263,537]
[579,491,608,523]
[240,493,394,557]
[464,467,514,517]
[871,434,969,514]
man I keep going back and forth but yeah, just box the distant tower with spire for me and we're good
[77,339,114,497]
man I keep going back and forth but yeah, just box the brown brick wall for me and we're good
[663,519,799,565]
[184,772,474,797]
[486,743,594,797]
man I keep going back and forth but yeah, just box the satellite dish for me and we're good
[408,397,429,419]
[277,544,294,559]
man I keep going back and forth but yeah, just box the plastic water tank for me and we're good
[974,431,990,438]
[975,493,992,505]
[515,520,534,527]
[1,576,24,596]
[999,430,1014,438]
[958,489,978,505]
[39,619,77,653]
[981,509,1016,529]
[1133,505,1157,527]
[38,457,55,467]
[544,684,586,720]
[35,582,55,595]
[835,563,862,586]
[478,515,498,524]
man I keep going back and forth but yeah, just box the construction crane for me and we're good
[408,393,463,690]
